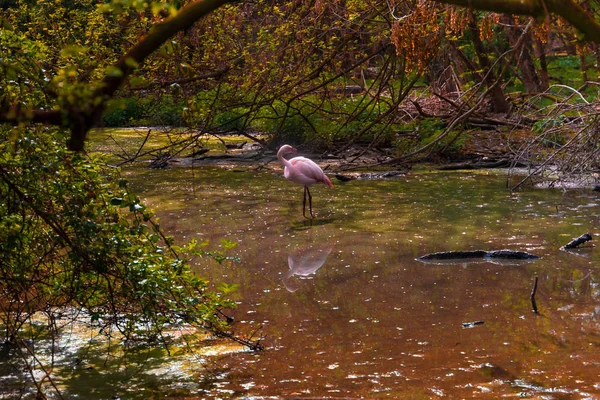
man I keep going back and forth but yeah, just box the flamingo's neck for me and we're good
[277,148,293,169]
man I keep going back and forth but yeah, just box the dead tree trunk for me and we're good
[534,38,550,89]
[501,15,545,93]
[468,11,510,113]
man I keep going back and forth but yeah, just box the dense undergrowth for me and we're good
[103,53,599,163]
[0,125,254,397]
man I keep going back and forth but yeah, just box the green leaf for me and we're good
[129,76,147,88]
[0,17,14,31]
[220,239,238,250]
[105,66,123,78]
[125,57,139,69]
[151,2,167,16]
[97,4,112,13]
[217,283,239,295]
[60,45,88,58]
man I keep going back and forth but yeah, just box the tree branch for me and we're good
[129,57,244,91]
[433,0,545,15]
[98,0,234,101]
[434,0,600,44]
[0,0,234,151]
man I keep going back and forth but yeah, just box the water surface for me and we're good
[126,165,600,398]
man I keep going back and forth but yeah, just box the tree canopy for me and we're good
[3,0,600,156]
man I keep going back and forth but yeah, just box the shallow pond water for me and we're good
[122,164,600,398]
[4,157,600,399]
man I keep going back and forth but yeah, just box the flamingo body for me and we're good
[284,157,333,187]
[277,145,333,218]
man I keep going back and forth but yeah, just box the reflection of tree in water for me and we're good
[552,269,599,299]
[283,242,334,293]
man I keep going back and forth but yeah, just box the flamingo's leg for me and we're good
[307,186,314,218]
[302,186,308,219]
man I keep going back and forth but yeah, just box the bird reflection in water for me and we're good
[283,242,334,292]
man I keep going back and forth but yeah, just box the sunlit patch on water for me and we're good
[0,308,248,399]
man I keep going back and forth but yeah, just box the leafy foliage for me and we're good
[0,126,236,347]
[103,98,145,127]
[103,96,186,127]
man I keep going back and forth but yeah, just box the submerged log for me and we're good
[335,174,356,182]
[561,233,593,250]
[417,249,539,261]
[484,250,539,259]
[418,250,487,260]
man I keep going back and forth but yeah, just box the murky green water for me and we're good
[123,165,600,398]
[4,156,600,398]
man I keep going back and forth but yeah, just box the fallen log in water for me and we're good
[417,249,539,261]
[225,141,247,149]
[334,171,405,181]
[484,250,539,259]
[418,250,487,259]
[560,233,592,250]
[187,148,209,158]
[437,159,519,170]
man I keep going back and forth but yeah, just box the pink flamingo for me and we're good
[277,144,334,219]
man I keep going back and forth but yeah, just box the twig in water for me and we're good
[531,275,539,314]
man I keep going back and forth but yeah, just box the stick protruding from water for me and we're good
[531,275,539,314]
